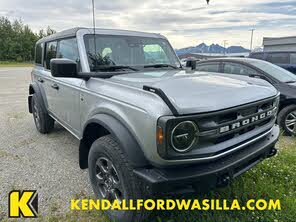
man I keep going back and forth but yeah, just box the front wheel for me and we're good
[88,135,148,222]
[278,105,296,136]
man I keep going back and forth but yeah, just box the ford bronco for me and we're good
[28,28,280,222]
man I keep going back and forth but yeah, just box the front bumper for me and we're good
[134,125,279,194]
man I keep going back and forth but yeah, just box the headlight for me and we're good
[171,121,198,153]
[273,96,280,108]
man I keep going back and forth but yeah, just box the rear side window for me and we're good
[223,63,258,76]
[35,43,43,65]
[290,53,296,64]
[57,38,80,63]
[45,41,57,70]
[266,53,289,64]
[195,63,220,72]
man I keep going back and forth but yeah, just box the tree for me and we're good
[0,16,55,62]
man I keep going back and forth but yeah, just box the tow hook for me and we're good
[217,175,230,187]
[267,148,277,158]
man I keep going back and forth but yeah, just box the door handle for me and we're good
[37,78,44,83]
[51,83,59,90]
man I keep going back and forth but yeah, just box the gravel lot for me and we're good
[0,68,93,219]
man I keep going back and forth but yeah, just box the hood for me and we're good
[110,70,278,115]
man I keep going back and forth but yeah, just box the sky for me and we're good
[0,0,296,49]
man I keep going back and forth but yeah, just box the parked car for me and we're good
[195,58,296,135]
[249,51,296,74]
[29,28,279,222]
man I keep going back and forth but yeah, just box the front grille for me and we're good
[197,97,277,145]
[158,95,279,161]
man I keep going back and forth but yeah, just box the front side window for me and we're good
[195,63,220,72]
[266,53,289,64]
[35,43,43,65]
[224,63,258,76]
[57,38,80,63]
[45,41,57,70]
[84,34,180,71]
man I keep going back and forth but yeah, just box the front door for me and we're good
[44,38,82,136]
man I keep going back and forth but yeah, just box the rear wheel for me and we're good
[88,135,148,222]
[278,105,296,136]
[31,94,54,134]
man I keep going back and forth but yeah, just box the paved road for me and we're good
[0,68,92,218]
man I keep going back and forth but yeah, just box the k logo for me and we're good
[8,190,38,218]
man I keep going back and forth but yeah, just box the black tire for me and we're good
[278,104,296,136]
[88,135,149,222]
[31,94,54,134]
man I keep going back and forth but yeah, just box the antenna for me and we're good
[92,0,97,55]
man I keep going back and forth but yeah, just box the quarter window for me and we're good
[45,41,57,70]
[57,38,80,63]
[35,43,43,65]
[224,63,258,76]
[195,63,220,72]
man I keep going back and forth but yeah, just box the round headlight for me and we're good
[171,121,198,153]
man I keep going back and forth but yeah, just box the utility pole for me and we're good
[250,29,255,52]
[223,40,228,55]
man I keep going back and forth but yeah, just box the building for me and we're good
[263,36,296,52]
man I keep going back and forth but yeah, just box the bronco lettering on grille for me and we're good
[219,109,274,133]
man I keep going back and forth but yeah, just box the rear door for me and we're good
[42,41,58,113]
[31,42,47,103]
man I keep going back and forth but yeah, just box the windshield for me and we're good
[249,60,296,82]
[84,34,180,72]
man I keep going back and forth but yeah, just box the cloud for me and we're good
[0,0,295,49]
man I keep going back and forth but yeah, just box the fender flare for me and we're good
[28,82,47,113]
[82,114,149,168]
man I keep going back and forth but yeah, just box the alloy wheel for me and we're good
[95,157,124,204]
[285,111,296,134]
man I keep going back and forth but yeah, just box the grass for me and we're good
[0,61,33,67]
[4,136,296,222]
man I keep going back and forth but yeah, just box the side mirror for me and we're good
[50,59,78,78]
[186,60,197,70]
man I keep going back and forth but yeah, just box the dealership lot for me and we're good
[0,67,295,222]
[0,68,93,218]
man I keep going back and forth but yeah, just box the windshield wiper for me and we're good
[144,64,180,69]
[285,80,296,83]
[94,65,139,72]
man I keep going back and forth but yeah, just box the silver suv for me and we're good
[29,27,280,222]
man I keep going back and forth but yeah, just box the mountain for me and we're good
[176,43,250,55]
